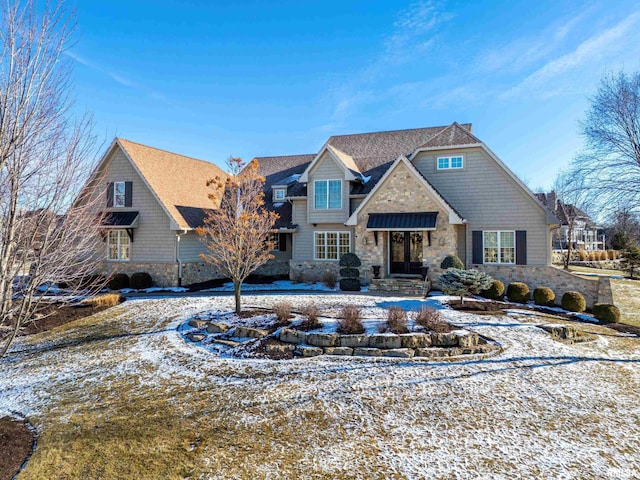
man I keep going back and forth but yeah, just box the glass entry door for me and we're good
[389,231,423,275]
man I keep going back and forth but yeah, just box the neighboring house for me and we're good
[535,192,605,251]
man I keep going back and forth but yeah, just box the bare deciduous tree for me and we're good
[0,1,103,358]
[197,158,279,314]
[571,70,640,214]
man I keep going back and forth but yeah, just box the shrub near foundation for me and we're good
[480,280,505,300]
[507,282,530,304]
[440,255,464,270]
[533,287,555,306]
[107,273,129,290]
[593,304,620,323]
[561,291,586,313]
[130,272,153,289]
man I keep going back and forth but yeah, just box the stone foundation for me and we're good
[475,265,610,308]
[181,262,224,286]
[289,261,340,283]
[96,262,179,287]
[369,278,430,296]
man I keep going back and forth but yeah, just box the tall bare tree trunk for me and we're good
[234,281,242,315]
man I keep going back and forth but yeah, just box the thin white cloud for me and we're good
[503,11,640,99]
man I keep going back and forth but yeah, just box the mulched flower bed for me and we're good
[19,304,113,336]
[0,416,35,480]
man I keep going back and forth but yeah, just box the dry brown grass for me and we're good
[272,301,292,323]
[611,279,640,327]
[299,303,322,330]
[81,293,122,308]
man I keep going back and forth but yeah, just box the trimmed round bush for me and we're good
[507,282,530,304]
[440,255,464,270]
[339,278,361,292]
[533,287,555,306]
[339,267,360,278]
[339,252,362,268]
[107,273,129,290]
[130,272,153,289]
[599,251,608,261]
[593,303,620,324]
[480,279,505,300]
[561,291,586,312]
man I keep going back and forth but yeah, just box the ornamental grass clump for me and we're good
[386,306,409,334]
[561,291,586,313]
[593,304,621,324]
[337,305,364,334]
[480,279,505,300]
[413,306,451,333]
[507,282,530,304]
[320,271,337,289]
[533,287,555,306]
[438,268,493,303]
[273,301,293,323]
[82,293,122,308]
[300,303,322,330]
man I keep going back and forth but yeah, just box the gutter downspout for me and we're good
[175,229,188,286]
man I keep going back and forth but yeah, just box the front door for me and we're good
[390,231,423,275]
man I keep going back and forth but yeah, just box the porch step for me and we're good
[369,278,430,297]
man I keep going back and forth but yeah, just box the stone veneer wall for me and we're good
[353,161,458,281]
[289,261,341,283]
[97,261,179,287]
[476,265,609,308]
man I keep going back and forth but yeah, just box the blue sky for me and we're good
[69,0,640,190]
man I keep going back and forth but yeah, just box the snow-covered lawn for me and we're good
[1,294,639,479]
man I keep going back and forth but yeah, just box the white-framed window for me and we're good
[314,179,342,210]
[483,231,515,264]
[107,230,130,261]
[437,156,464,170]
[314,231,350,260]
[114,181,126,207]
[274,188,286,201]
[268,232,280,251]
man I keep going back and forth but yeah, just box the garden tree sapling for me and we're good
[620,246,640,279]
[0,0,103,359]
[438,269,493,303]
[197,158,279,314]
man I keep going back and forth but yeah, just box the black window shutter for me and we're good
[106,182,114,207]
[125,181,133,207]
[472,231,483,264]
[516,230,527,265]
[279,233,287,251]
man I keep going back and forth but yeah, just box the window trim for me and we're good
[107,229,130,261]
[482,230,515,265]
[313,231,351,260]
[268,232,280,252]
[436,155,464,171]
[273,188,286,201]
[114,181,126,208]
[313,179,342,210]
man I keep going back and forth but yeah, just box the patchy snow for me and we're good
[119,286,188,294]
[201,280,338,292]
[1,293,639,479]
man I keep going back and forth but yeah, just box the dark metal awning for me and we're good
[366,212,438,231]
[101,211,139,228]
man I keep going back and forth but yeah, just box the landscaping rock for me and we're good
[297,346,323,357]
[211,338,240,347]
[448,347,464,357]
[354,347,382,356]
[368,334,402,349]
[206,322,230,334]
[266,343,296,354]
[339,334,369,348]
[454,331,479,348]
[279,328,307,344]
[323,347,353,356]
[540,324,577,340]
[415,347,450,358]
[234,326,269,339]
[188,319,208,329]
[381,348,415,359]
[477,344,499,354]
[186,332,206,342]
[399,333,431,349]
[307,333,339,347]
[430,332,458,347]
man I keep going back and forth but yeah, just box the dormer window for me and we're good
[274,188,286,201]
[314,180,342,210]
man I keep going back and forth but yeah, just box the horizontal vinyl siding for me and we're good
[413,147,549,265]
[307,152,350,224]
[101,148,176,263]
[179,232,207,262]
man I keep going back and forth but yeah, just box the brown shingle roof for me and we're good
[118,139,227,229]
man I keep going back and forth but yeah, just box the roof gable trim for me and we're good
[299,144,360,183]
